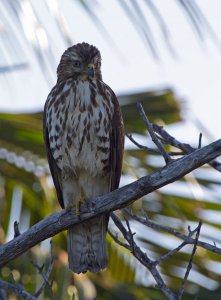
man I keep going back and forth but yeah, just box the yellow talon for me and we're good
[66,189,85,217]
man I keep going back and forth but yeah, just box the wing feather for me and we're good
[109,89,124,191]
[43,101,64,208]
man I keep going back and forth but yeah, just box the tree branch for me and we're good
[126,133,157,152]
[152,123,221,172]
[111,213,203,299]
[0,139,221,268]
[0,241,55,299]
[177,221,202,300]
[123,208,221,256]
[137,102,173,164]
[33,240,54,298]
[0,279,37,300]
[111,213,177,300]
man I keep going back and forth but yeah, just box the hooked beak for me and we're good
[87,63,95,78]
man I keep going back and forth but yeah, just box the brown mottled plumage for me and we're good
[43,42,124,273]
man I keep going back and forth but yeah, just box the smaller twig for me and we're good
[0,279,36,300]
[123,208,221,256]
[34,240,54,299]
[126,133,158,152]
[0,241,54,300]
[137,102,172,164]
[155,240,188,265]
[14,221,20,238]
[127,132,184,157]
[152,123,221,172]
[125,218,136,253]
[108,229,130,250]
[141,207,149,221]
[154,222,201,265]
[110,213,129,242]
[178,221,202,299]
[187,224,201,238]
[152,123,195,152]
[198,133,202,149]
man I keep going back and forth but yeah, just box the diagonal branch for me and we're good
[123,209,221,256]
[111,213,177,300]
[34,240,54,298]
[108,229,131,250]
[0,279,37,300]
[137,102,173,164]
[178,221,202,299]
[0,139,221,268]
[152,123,221,172]
[126,133,157,152]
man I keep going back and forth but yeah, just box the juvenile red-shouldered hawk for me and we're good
[43,42,124,273]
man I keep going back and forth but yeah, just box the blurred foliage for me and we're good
[120,88,182,133]
[0,113,44,156]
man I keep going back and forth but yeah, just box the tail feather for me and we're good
[67,215,108,273]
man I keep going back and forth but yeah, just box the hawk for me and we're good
[43,42,124,273]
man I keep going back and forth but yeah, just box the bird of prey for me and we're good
[43,42,124,273]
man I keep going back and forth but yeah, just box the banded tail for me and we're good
[67,215,108,273]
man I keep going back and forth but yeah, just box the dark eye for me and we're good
[73,60,81,67]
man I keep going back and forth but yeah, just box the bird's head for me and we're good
[57,42,102,82]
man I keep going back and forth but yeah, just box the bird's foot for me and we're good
[65,190,85,218]
[76,193,85,217]
[66,203,76,212]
